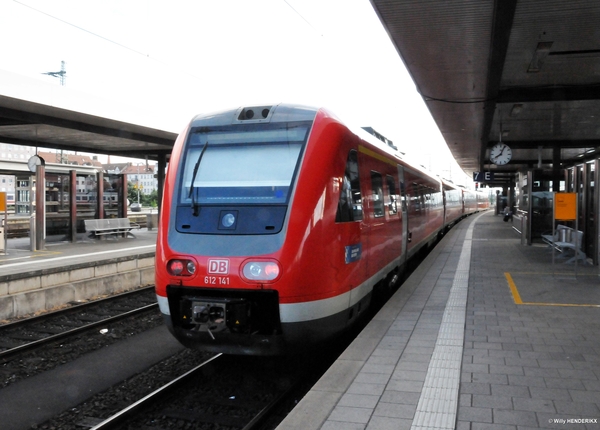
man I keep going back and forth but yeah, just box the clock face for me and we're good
[27,155,44,172]
[490,143,512,165]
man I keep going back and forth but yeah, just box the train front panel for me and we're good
[155,105,380,355]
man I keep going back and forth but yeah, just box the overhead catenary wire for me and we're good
[13,0,151,58]
[12,0,205,82]
[282,0,323,36]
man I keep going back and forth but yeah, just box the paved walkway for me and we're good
[463,212,600,429]
[278,210,600,429]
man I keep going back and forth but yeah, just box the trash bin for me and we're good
[559,228,571,243]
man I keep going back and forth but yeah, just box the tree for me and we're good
[127,182,158,207]
[144,189,159,208]
[127,181,139,204]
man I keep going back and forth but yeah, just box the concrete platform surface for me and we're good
[0,229,158,320]
[0,229,157,277]
[278,210,600,430]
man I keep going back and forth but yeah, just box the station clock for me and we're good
[489,143,512,165]
[27,155,45,172]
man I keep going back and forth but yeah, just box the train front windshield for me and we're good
[180,123,310,205]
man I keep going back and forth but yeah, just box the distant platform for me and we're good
[0,229,157,321]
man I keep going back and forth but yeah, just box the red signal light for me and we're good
[264,263,280,278]
[167,259,197,276]
[169,260,184,275]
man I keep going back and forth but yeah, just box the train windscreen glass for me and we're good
[181,124,309,205]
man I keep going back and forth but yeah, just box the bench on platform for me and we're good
[84,218,140,238]
[542,224,587,264]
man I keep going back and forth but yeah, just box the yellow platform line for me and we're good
[0,250,62,263]
[508,271,598,277]
[504,272,600,308]
[505,273,524,304]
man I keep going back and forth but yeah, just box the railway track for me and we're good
[20,214,441,430]
[23,250,430,429]
[88,353,300,430]
[0,286,157,357]
[0,287,161,387]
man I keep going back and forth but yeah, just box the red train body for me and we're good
[155,104,488,355]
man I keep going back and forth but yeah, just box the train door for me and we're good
[353,147,401,280]
[335,148,368,290]
[367,170,387,279]
[402,168,425,258]
[356,148,380,280]
[398,165,408,265]
[442,187,447,228]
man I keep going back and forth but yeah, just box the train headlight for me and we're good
[222,213,236,228]
[242,260,280,281]
[219,210,238,230]
[167,259,197,276]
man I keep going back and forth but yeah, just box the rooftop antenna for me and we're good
[43,60,66,86]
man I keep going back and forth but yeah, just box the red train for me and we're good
[155,104,488,355]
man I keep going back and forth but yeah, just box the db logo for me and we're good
[208,259,229,274]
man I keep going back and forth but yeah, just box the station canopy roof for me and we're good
[370,0,600,186]
[0,70,177,162]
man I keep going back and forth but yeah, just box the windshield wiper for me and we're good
[188,141,209,217]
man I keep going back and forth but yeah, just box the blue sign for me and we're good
[345,243,362,264]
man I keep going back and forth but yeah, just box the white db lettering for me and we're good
[208,259,229,274]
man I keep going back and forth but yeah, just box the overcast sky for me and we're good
[0,0,470,184]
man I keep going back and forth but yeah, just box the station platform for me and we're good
[0,229,157,321]
[278,210,600,430]
[0,228,157,276]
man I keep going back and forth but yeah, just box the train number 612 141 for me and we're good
[204,276,230,285]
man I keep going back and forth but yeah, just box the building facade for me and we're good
[0,146,158,208]
[0,144,36,204]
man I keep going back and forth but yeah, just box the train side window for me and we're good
[399,177,407,212]
[336,150,363,222]
[371,171,384,218]
[386,175,398,215]
[424,187,432,207]
[412,183,420,212]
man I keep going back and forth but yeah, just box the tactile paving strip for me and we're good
[411,218,477,429]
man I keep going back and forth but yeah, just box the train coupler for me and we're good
[183,298,250,334]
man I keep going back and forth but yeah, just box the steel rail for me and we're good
[241,384,297,430]
[89,353,223,430]
[0,303,157,360]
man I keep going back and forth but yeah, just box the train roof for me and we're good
[189,103,318,128]
[187,103,444,185]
